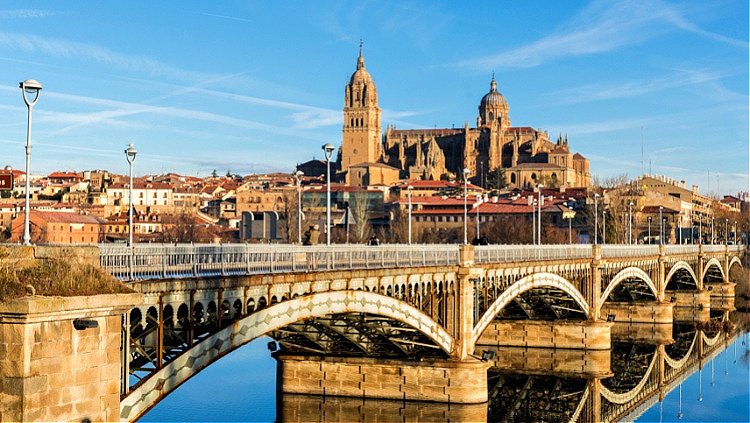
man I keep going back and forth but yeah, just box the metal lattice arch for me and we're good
[599,267,658,306]
[471,272,590,345]
[120,290,452,422]
[665,261,699,287]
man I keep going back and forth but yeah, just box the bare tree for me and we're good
[349,192,373,243]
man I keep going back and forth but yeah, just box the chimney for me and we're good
[692,185,699,195]
[680,180,685,189]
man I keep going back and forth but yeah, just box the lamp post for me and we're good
[531,198,537,245]
[20,79,42,246]
[322,143,335,245]
[699,215,702,245]
[295,170,304,244]
[475,194,482,240]
[462,168,470,245]
[567,206,573,244]
[648,216,652,244]
[407,185,413,245]
[125,144,137,282]
[659,206,663,245]
[734,220,737,244]
[124,144,137,247]
[593,193,599,245]
[725,218,729,245]
[711,217,714,245]
[628,201,633,245]
[537,184,543,245]
[602,210,606,244]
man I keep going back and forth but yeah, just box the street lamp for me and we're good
[711,216,714,245]
[648,216,652,244]
[462,168,470,245]
[699,215,702,245]
[407,185,413,245]
[20,79,42,246]
[602,210,606,244]
[659,206,663,245]
[725,218,729,245]
[475,194,482,240]
[628,201,633,245]
[537,184,543,245]
[295,170,304,244]
[124,144,137,247]
[322,143,335,245]
[593,193,599,244]
[734,220,737,244]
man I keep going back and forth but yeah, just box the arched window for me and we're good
[510,173,516,184]
[531,173,537,180]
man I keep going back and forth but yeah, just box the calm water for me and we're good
[141,330,750,423]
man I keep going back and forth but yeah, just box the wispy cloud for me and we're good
[456,0,747,70]
[0,9,62,19]
[546,68,737,104]
[199,12,253,24]
[0,31,207,81]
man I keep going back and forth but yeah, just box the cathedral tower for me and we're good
[341,43,382,170]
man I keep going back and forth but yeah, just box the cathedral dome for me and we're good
[480,77,507,107]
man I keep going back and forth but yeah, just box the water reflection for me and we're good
[276,316,748,423]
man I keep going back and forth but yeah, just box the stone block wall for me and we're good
[476,319,612,350]
[0,293,141,422]
[276,354,490,404]
[600,301,673,324]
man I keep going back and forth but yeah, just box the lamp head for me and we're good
[20,79,42,93]
[20,79,42,106]
[124,144,138,164]
[407,185,413,191]
[322,143,336,160]
[295,170,303,179]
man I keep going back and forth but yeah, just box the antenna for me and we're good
[640,126,644,175]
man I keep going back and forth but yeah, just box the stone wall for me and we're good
[0,293,141,422]
[276,354,490,404]
[476,319,612,350]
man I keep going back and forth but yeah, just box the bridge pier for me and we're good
[274,353,491,404]
[706,282,736,310]
[475,319,613,350]
[483,346,612,378]
[599,301,673,324]
[0,293,140,423]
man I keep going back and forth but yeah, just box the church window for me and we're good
[510,173,516,184]
[531,173,537,180]
[489,112,494,122]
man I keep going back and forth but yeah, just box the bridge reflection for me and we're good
[277,311,747,423]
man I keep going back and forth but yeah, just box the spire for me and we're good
[490,73,497,92]
[357,39,365,70]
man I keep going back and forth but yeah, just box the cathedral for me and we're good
[341,47,590,190]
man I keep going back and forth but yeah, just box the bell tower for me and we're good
[342,42,382,170]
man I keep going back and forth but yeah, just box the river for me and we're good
[140,316,749,423]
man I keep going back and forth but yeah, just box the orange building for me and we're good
[10,210,104,244]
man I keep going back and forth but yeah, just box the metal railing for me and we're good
[98,243,460,281]
[601,245,660,258]
[474,245,592,263]
[98,242,745,281]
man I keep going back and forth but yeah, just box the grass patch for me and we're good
[0,252,132,302]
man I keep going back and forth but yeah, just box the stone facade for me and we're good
[0,293,141,423]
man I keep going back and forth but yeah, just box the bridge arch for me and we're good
[728,256,743,274]
[701,258,726,283]
[120,290,452,422]
[664,332,697,369]
[599,267,658,306]
[664,261,699,290]
[470,272,589,346]
[600,349,659,404]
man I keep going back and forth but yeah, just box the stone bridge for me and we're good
[96,243,744,421]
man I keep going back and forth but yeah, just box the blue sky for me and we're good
[0,1,747,195]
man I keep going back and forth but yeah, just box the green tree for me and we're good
[211,169,218,178]
[487,166,507,191]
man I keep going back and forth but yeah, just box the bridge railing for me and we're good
[98,243,461,281]
[600,245,660,258]
[474,245,592,263]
